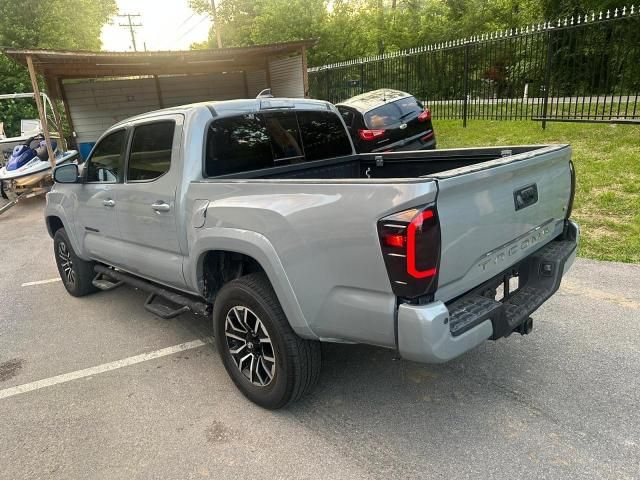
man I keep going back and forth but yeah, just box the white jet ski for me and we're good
[0,93,60,167]
[0,134,78,200]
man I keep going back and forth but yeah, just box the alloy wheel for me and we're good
[224,306,276,387]
[57,241,76,288]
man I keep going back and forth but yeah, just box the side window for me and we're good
[338,107,354,127]
[263,111,303,162]
[205,114,272,176]
[86,130,125,183]
[128,121,175,181]
[297,111,353,161]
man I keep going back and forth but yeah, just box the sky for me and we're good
[101,0,212,51]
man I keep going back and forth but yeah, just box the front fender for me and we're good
[186,227,316,340]
[44,190,86,260]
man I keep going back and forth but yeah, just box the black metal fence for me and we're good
[308,6,640,126]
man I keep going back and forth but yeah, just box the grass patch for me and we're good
[435,119,640,263]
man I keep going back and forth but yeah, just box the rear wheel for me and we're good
[213,273,321,409]
[53,228,98,297]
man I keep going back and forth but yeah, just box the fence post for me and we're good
[463,42,469,128]
[360,62,365,94]
[541,30,553,129]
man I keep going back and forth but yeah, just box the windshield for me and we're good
[364,96,422,129]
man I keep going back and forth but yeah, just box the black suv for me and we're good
[336,89,436,153]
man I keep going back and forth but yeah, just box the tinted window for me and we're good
[86,130,125,183]
[364,96,422,128]
[206,114,272,176]
[297,111,352,161]
[128,121,175,181]
[337,107,354,127]
[263,112,303,161]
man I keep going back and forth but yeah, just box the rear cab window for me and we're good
[205,109,353,176]
[364,96,423,129]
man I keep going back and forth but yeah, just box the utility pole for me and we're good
[211,0,222,48]
[117,13,142,52]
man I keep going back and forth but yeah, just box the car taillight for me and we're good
[358,129,386,141]
[377,205,441,299]
[566,160,576,219]
[418,108,432,122]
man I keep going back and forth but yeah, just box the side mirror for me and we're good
[53,163,80,184]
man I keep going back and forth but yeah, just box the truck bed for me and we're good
[191,143,573,347]
[212,145,551,180]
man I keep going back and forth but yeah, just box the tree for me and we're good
[0,0,117,136]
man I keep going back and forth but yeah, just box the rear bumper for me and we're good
[397,220,579,363]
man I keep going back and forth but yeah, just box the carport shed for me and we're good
[2,40,315,154]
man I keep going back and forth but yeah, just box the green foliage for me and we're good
[192,0,622,67]
[0,0,117,136]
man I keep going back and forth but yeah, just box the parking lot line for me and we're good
[21,278,61,287]
[0,337,213,401]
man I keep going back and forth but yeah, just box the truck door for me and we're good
[76,129,126,263]
[114,116,186,288]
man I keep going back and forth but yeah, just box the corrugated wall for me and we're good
[64,77,159,144]
[64,55,306,143]
[269,56,304,98]
[246,69,268,98]
[64,73,246,144]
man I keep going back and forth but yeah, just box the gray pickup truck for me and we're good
[45,98,578,408]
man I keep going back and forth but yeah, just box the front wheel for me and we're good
[53,228,99,297]
[213,273,321,409]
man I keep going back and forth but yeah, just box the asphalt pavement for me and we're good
[1,197,639,479]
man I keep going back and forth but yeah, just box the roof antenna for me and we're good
[256,88,273,98]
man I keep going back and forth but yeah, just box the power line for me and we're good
[175,13,196,32]
[175,16,209,43]
[117,13,143,52]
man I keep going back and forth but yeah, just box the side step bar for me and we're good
[93,265,211,318]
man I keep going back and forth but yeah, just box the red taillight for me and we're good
[383,233,406,248]
[358,129,386,141]
[418,108,432,122]
[407,210,437,278]
[377,205,441,299]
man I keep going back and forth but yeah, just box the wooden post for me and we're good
[242,71,250,98]
[153,75,165,108]
[26,55,56,170]
[44,76,67,151]
[265,58,272,89]
[58,78,76,145]
[301,47,309,98]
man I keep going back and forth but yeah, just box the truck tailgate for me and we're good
[433,145,573,302]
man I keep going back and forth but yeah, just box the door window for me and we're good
[128,121,175,181]
[337,107,355,127]
[86,130,125,183]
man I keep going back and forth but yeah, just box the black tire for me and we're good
[213,272,321,409]
[0,181,8,199]
[53,228,99,297]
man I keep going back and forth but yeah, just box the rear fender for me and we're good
[186,227,316,339]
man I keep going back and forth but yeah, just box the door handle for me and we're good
[103,199,115,207]
[151,201,171,213]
